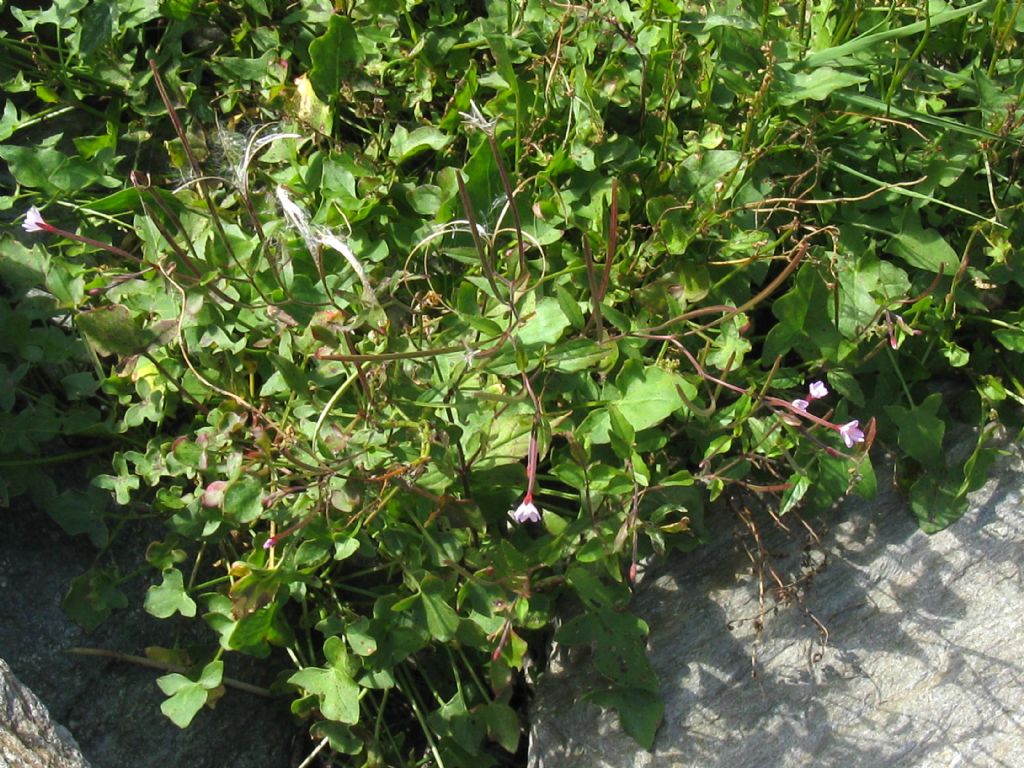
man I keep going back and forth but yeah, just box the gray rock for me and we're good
[0,494,299,768]
[529,441,1024,767]
[1,657,90,768]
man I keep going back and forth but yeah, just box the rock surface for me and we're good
[0,496,299,768]
[529,442,1024,767]
[1,657,91,768]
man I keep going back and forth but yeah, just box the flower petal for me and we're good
[808,381,829,399]
[22,206,49,233]
[509,499,540,524]
[838,420,865,448]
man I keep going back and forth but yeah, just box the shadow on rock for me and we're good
[529,439,1024,768]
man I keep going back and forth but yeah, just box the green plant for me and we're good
[3,1,1023,765]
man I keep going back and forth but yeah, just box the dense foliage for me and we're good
[2,1,1022,764]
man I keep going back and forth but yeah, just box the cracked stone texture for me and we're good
[1,657,90,768]
[529,441,1024,768]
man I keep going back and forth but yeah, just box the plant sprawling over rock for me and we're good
[2,1,1021,764]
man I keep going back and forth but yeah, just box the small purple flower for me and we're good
[808,381,828,400]
[838,420,865,448]
[510,496,540,524]
[791,398,810,411]
[263,536,277,550]
[22,206,52,233]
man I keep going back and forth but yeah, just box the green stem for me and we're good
[397,665,446,768]
[311,370,360,457]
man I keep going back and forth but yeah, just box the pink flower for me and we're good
[510,495,540,524]
[263,536,277,549]
[20,204,140,263]
[201,480,229,508]
[22,206,52,233]
[792,381,828,412]
[838,420,865,448]
[511,402,543,524]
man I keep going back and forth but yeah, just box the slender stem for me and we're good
[148,59,262,301]
[312,370,360,456]
[316,344,465,363]
[581,236,603,338]
[41,224,139,263]
[68,647,271,697]
[485,131,527,279]
[455,171,502,302]
[601,178,618,302]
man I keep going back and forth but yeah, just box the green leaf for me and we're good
[993,328,1024,352]
[78,1,115,55]
[0,100,20,142]
[587,687,664,751]
[334,537,360,561]
[162,0,199,21]
[47,487,109,547]
[826,369,866,407]
[289,656,360,724]
[388,125,452,164]
[227,602,294,657]
[483,701,521,752]
[582,363,695,444]
[428,689,481,753]
[555,284,585,330]
[706,314,751,371]
[92,453,139,505]
[776,67,867,105]
[780,474,811,515]
[76,305,156,356]
[145,568,197,619]
[765,266,844,360]
[885,218,960,273]
[62,568,128,631]
[681,149,742,196]
[157,674,208,728]
[804,0,989,68]
[311,722,363,755]
[909,474,969,534]
[546,338,616,373]
[852,453,877,499]
[346,617,377,656]
[607,403,635,460]
[617,364,694,431]
[0,145,118,194]
[420,575,460,642]
[556,606,658,691]
[157,661,220,729]
[563,564,629,609]
[884,393,945,468]
[517,296,571,346]
[295,72,333,135]
[308,15,362,102]
[486,33,519,93]
[196,659,224,689]
[322,635,356,677]
[223,476,264,523]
